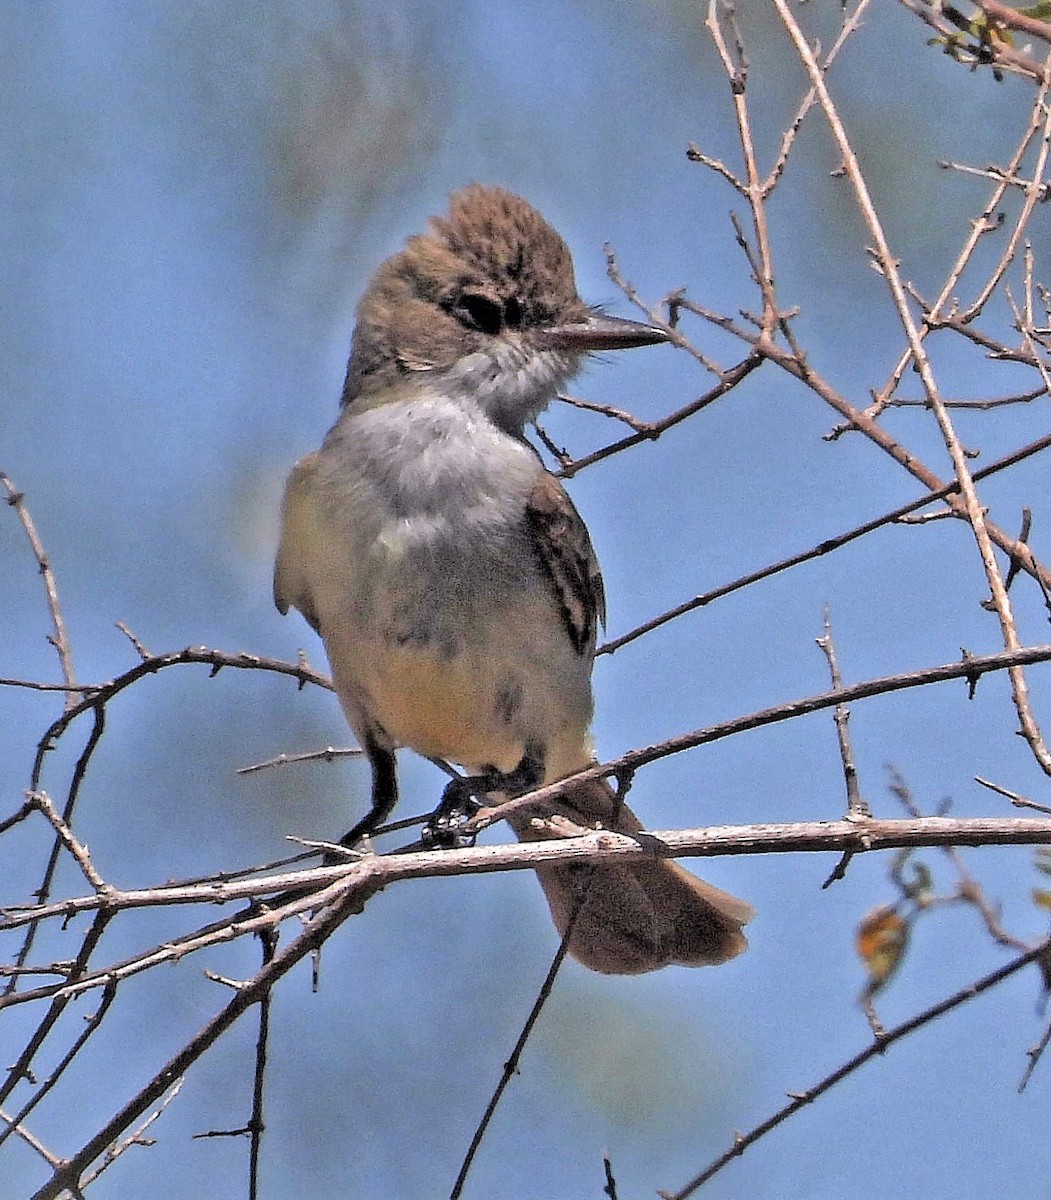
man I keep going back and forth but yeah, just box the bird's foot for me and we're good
[421,748,545,849]
[421,776,489,848]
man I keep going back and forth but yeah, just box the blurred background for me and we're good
[3,2,1051,1197]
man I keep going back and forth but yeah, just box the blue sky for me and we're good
[3,4,1050,1198]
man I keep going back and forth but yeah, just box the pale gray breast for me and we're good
[315,394,548,645]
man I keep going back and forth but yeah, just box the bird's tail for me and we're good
[505,776,753,975]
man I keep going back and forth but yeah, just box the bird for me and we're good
[274,184,753,973]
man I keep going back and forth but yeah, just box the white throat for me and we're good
[437,340,581,435]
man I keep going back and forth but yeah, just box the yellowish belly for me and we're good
[344,642,527,773]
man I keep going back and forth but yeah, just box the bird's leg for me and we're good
[259,737,397,909]
[423,743,545,848]
[337,734,398,850]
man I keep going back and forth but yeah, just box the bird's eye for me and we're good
[454,292,504,335]
[503,296,523,328]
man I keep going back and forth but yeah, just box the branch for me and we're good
[27,874,376,1200]
[600,426,1051,655]
[4,817,1050,956]
[774,0,1051,777]
[979,0,1051,46]
[479,643,1051,830]
[661,937,1051,1197]
[1,472,80,709]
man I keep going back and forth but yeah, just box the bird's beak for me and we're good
[536,312,669,352]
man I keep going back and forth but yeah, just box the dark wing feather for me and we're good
[273,452,323,633]
[524,471,605,656]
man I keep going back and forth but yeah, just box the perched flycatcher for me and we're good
[275,185,753,973]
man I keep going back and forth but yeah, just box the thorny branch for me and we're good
[7,2,1051,1196]
[660,938,1051,1199]
[2,472,80,709]
[773,0,1051,777]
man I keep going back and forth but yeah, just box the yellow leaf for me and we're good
[856,904,909,994]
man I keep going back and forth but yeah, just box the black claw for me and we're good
[421,746,546,850]
[421,778,485,847]
[420,815,477,850]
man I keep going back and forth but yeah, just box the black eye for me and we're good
[454,292,504,335]
[503,296,523,328]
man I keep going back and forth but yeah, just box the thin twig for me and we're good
[705,0,779,334]
[555,391,656,433]
[449,893,585,1198]
[667,294,1051,606]
[885,388,1047,409]
[237,745,363,775]
[0,980,118,1151]
[848,39,1051,420]
[660,939,1050,1198]
[9,705,108,993]
[815,609,867,819]
[25,791,107,891]
[975,775,1051,816]
[249,928,277,1200]
[603,1154,620,1200]
[0,1108,63,1169]
[0,912,111,1110]
[1,471,80,709]
[77,1079,184,1189]
[599,427,1051,655]
[1019,1012,1051,1091]
[27,876,377,1200]
[477,643,1051,832]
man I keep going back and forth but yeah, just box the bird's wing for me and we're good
[273,451,323,633]
[524,470,605,657]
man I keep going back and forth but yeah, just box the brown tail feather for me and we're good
[505,777,753,975]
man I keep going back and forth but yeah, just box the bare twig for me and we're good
[0,1108,63,1169]
[660,939,1051,1198]
[0,980,118,1151]
[449,896,584,1199]
[600,428,1051,655]
[249,929,277,1200]
[557,315,763,478]
[3,815,1050,994]
[76,1079,184,1189]
[1019,1011,1051,1091]
[0,913,111,1109]
[27,875,376,1200]
[975,775,1051,816]
[1,472,80,708]
[815,609,867,819]
[603,1154,620,1200]
[479,642,1051,831]
[24,791,106,892]
[556,391,655,433]
[237,745,363,775]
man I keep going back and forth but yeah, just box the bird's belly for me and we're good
[323,592,594,777]
[361,643,526,772]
